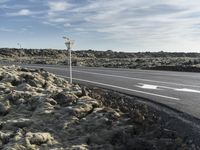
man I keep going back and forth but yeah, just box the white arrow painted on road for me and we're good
[136,83,200,94]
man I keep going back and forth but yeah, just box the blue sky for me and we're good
[1,0,200,52]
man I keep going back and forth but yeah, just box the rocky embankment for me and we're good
[0,66,200,149]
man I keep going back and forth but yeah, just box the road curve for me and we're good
[3,63,200,119]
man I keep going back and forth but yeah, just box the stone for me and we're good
[0,102,9,116]
[25,132,55,146]
[81,86,89,96]
[27,79,38,87]
[53,92,78,106]
[78,96,100,108]
[16,83,34,91]
[0,131,12,145]
[130,109,145,124]
[70,144,88,150]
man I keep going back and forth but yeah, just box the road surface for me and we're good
[3,63,200,119]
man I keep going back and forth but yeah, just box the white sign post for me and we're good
[63,37,74,84]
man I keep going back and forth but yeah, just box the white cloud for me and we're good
[7,9,31,16]
[48,1,71,12]
[0,0,9,3]
[49,18,68,23]
[0,4,30,10]
[6,9,45,17]
[64,23,71,27]
[42,21,56,26]
[18,9,31,16]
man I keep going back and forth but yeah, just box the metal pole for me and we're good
[69,46,72,84]
[63,37,74,84]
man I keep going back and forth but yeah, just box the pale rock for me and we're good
[53,92,78,106]
[25,132,55,146]
[0,102,10,115]
[70,144,88,150]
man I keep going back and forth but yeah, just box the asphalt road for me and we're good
[3,63,200,119]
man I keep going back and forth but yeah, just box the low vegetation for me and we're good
[1,48,200,72]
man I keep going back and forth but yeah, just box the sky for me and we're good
[1,0,200,52]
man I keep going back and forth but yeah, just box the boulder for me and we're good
[53,92,78,106]
[0,131,12,145]
[25,132,55,146]
[0,102,10,116]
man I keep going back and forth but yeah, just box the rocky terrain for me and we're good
[0,65,200,149]
[1,48,200,72]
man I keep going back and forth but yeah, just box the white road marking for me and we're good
[175,88,200,93]
[22,65,200,88]
[136,83,200,94]
[136,84,159,90]
[58,75,180,101]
